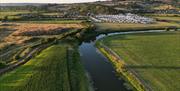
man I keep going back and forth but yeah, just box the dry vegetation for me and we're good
[12,23,84,36]
[1,23,84,44]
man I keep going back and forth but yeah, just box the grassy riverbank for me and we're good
[97,31,180,91]
[0,45,89,91]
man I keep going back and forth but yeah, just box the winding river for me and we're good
[79,30,166,91]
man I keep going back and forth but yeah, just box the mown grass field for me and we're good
[99,31,180,91]
[95,22,180,33]
[0,45,89,91]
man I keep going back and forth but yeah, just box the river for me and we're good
[79,30,166,91]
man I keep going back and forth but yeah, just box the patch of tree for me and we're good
[68,4,119,16]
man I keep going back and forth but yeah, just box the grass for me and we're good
[149,16,180,24]
[95,22,180,33]
[0,45,89,91]
[144,14,180,17]
[97,45,146,91]
[42,12,63,16]
[154,16,180,21]
[98,31,180,91]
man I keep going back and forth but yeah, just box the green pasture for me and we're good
[98,31,180,91]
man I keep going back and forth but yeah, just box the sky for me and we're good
[0,0,107,3]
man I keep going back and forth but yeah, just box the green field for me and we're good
[95,22,180,33]
[154,16,180,21]
[98,31,180,91]
[144,14,180,17]
[0,45,89,91]
[0,11,29,20]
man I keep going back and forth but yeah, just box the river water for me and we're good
[79,30,166,91]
